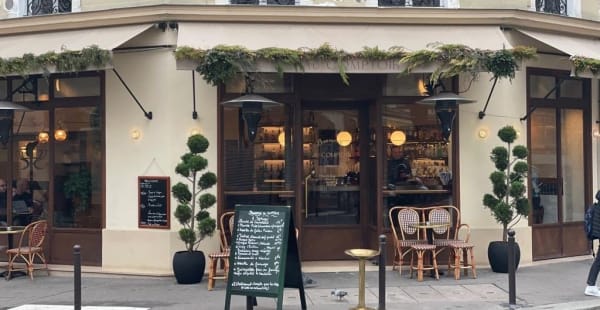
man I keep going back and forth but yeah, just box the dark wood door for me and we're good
[299,103,369,260]
[529,70,590,259]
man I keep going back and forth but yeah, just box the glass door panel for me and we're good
[53,107,102,228]
[303,109,360,225]
[530,108,558,225]
[560,109,584,222]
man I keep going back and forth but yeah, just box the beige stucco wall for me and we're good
[102,46,220,275]
[457,52,586,267]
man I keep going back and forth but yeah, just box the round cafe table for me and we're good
[345,248,380,310]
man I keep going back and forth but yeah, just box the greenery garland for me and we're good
[571,56,600,76]
[175,43,536,86]
[0,45,111,77]
[400,44,537,83]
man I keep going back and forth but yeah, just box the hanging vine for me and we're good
[0,45,111,77]
[400,44,537,83]
[571,56,600,76]
[176,43,537,87]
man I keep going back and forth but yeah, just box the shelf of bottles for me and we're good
[254,125,316,190]
[387,125,450,189]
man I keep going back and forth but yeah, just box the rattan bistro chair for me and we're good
[6,220,49,280]
[207,211,235,290]
[389,206,427,276]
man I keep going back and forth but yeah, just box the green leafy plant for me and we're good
[175,43,537,87]
[401,44,537,83]
[63,169,92,211]
[0,45,111,77]
[483,126,530,241]
[172,134,217,252]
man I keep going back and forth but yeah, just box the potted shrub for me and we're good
[171,134,217,284]
[482,125,530,273]
[63,169,92,212]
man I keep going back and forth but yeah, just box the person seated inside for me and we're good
[387,146,413,186]
[12,179,35,226]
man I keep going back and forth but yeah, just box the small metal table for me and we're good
[345,248,379,310]
[0,226,26,279]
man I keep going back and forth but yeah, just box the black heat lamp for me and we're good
[418,92,475,141]
[220,94,282,142]
[0,100,30,146]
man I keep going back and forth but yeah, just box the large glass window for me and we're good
[53,106,102,228]
[382,102,453,228]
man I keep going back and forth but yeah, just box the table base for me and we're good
[350,306,376,310]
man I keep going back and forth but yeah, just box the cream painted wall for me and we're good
[456,53,580,266]
[102,48,220,274]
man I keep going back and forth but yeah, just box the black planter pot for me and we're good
[173,250,206,284]
[488,241,520,273]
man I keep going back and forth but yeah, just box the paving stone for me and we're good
[462,283,508,301]
[10,307,148,310]
[431,284,486,301]
[382,286,418,303]
[403,285,445,302]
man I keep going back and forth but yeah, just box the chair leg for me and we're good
[469,247,477,278]
[453,247,461,280]
[416,250,424,282]
[5,253,13,280]
[431,251,439,280]
[207,257,217,291]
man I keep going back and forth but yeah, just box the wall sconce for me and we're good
[189,127,201,136]
[131,129,141,140]
[477,127,489,139]
[418,91,476,141]
[220,94,282,142]
[0,100,30,145]
[336,130,353,146]
[37,131,50,144]
[54,128,68,142]
[389,130,406,146]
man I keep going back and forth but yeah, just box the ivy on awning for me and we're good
[0,45,111,77]
[175,43,537,86]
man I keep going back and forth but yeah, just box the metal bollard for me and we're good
[507,230,516,306]
[378,235,386,310]
[74,245,81,310]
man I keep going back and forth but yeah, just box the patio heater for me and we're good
[418,92,475,141]
[0,101,30,145]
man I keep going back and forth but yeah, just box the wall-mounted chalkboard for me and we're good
[138,176,170,229]
[225,205,306,310]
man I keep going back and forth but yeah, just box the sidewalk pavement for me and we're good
[2,256,600,310]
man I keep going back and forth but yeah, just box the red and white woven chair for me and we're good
[6,220,49,280]
[207,211,235,290]
[389,206,427,276]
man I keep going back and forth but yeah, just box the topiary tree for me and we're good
[483,125,530,242]
[172,134,217,252]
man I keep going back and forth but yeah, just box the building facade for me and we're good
[0,0,597,274]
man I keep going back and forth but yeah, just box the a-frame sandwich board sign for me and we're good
[224,204,306,310]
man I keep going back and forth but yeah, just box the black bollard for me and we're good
[378,235,386,310]
[507,230,516,306]
[74,245,81,310]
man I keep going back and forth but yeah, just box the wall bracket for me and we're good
[112,69,152,120]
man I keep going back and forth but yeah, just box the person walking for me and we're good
[586,191,600,297]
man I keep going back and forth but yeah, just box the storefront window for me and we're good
[382,102,453,228]
[221,104,296,211]
[11,77,50,102]
[11,110,49,226]
[53,106,102,228]
[54,77,101,98]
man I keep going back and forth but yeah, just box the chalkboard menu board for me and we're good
[225,205,306,310]
[138,176,170,229]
